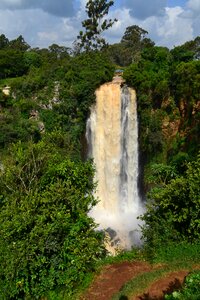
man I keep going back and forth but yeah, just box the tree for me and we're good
[0,140,105,298]
[48,43,71,59]
[141,153,200,251]
[121,25,155,64]
[107,25,154,66]
[77,0,117,52]
[121,25,148,46]
[23,51,42,69]
[0,49,28,78]
[0,34,9,49]
[9,35,30,52]
[170,36,200,62]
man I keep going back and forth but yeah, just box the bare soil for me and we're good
[133,270,189,300]
[81,261,151,300]
[81,261,198,300]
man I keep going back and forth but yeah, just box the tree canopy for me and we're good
[141,152,200,257]
[0,140,105,299]
[77,0,117,52]
[107,25,154,66]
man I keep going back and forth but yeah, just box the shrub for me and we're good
[141,153,200,260]
[0,141,105,299]
[165,270,200,299]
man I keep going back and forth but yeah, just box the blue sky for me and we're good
[0,0,199,49]
[167,0,187,7]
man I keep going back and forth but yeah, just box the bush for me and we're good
[0,141,105,299]
[141,153,200,260]
[165,270,200,299]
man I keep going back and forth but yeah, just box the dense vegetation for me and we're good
[0,2,199,297]
[0,32,115,298]
[0,140,105,298]
[165,270,200,299]
[122,34,200,258]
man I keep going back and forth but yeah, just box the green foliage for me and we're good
[43,51,114,141]
[0,87,42,150]
[146,163,177,186]
[165,270,200,300]
[107,25,154,66]
[0,105,40,149]
[0,35,32,78]
[48,44,70,59]
[8,35,30,51]
[7,50,114,148]
[124,39,200,165]
[124,46,171,104]
[0,49,28,78]
[0,140,105,299]
[97,248,142,267]
[124,41,200,259]
[148,242,200,264]
[1,31,200,299]
[170,45,194,63]
[77,0,117,52]
[121,25,155,65]
[172,60,200,102]
[141,153,200,261]
[23,51,42,69]
[0,34,9,49]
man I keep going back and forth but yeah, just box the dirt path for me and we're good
[133,270,189,300]
[81,261,151,300]
[81,261,197,300]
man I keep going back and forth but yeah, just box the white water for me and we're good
[86,81,143,249]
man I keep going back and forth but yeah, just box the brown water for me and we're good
[86,80,143,249]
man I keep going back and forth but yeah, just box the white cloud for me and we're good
[187,0,200,12]
[104,4,194,49]
[104,8,133,43]
[154,7,193,47]
[0,8,80,48]
[0,0,199,49]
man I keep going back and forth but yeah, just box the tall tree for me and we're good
[107,25,154,66]
[9,35,30,52]
[0,34,9,49]
[121,25,154,64]
[48,43,71,59]
[77,0,117,52]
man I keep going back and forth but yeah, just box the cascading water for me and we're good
[86,79,143,250]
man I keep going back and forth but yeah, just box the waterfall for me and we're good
[86,80,143,250]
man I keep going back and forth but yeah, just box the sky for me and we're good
[0,0,199,49]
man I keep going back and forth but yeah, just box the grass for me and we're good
[111,242,200,300]
[150,241,200,264]
[112,267,171,300]
[0,76,23,88]
[46,242,200,300]
[97,247,144,266]
[112,262,199,300]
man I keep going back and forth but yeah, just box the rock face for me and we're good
[2,86,10,96]
[86,79,144,251]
